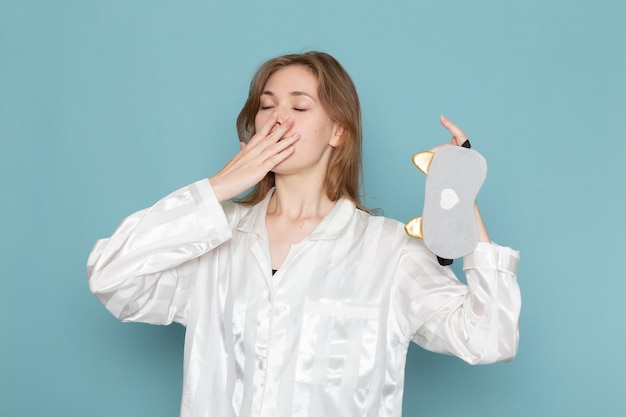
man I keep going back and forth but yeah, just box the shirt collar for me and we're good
[235,188,357,241]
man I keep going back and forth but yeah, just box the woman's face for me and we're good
[254,65,343,176]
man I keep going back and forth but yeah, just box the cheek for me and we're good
[254,112,264,132]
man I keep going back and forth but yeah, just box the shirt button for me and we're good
[258,357,267,370]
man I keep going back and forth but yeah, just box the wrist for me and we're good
[208,176,229,203]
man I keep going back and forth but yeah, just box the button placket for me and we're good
[252,282,275,415]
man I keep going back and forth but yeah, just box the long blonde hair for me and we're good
[235,51,367,211]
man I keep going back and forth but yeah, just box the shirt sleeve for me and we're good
[86,179,234,326]
[393,241,521,364]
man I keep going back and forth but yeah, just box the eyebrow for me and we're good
[261,90,318,103]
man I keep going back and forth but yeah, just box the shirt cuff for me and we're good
[463,242,520,275]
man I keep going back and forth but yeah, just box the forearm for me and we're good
[461,242,521,363]
[406,242,520,364]
[474,202,491,243]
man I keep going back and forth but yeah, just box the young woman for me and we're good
[88,51,520,417]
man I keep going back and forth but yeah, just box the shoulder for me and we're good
[353,208,407,234]
[353,209,429,251]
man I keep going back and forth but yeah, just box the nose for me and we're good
[274,104,292,126]
[271,107,292,130]
[275,110,286,126]
[274,113,288,130]
[269,117,282,134]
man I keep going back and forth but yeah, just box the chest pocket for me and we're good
[295,298,380,390]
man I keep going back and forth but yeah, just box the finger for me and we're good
[439,115,468,146]
[260,133,300,171]
[247,112,280,145]
[243,126,298,168]
[259,112,279,135]
[267,117,294,142]
[265,132,300,159]
[241,130,299,169]
[272,134,299,157]
[251,116,294,148]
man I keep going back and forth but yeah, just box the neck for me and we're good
[269,174,335,219]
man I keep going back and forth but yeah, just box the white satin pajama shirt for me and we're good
[87,179,521,417]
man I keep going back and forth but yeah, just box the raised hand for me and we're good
[439,115,469,147]
[432,116,491,243]
[209,112,300,202]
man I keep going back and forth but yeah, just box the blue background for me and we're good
[2,0,625,416]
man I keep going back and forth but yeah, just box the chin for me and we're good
[270,156,298,175]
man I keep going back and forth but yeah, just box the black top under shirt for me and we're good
[272,269,277,275]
